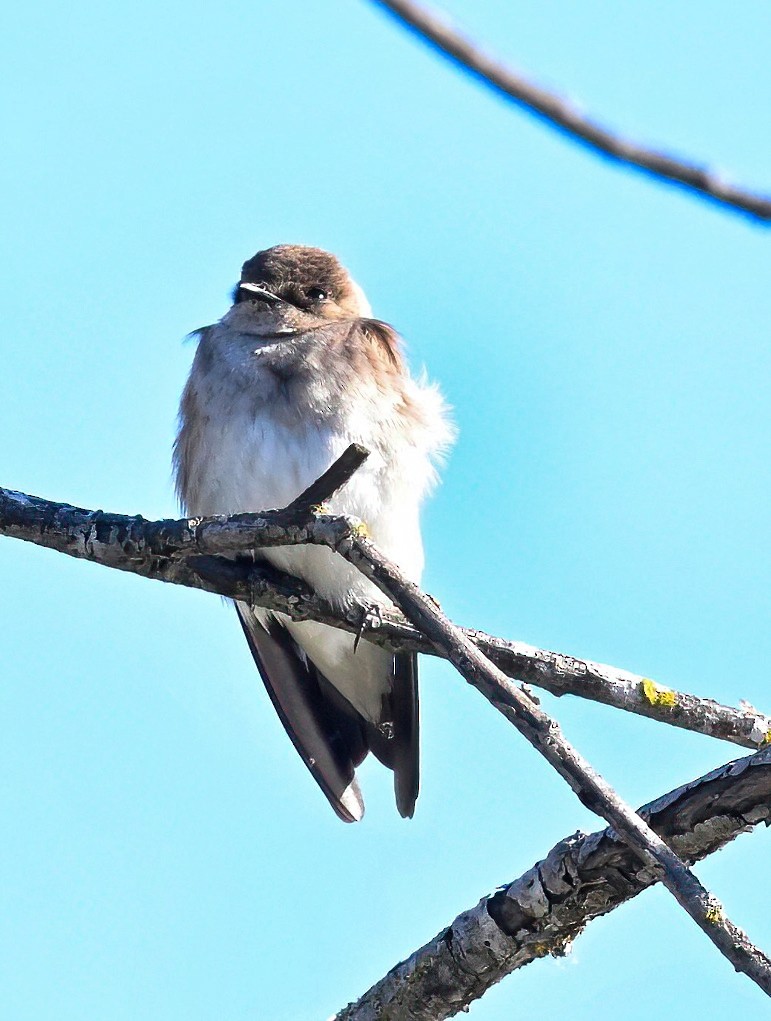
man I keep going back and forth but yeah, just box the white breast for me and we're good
[176,324,452,719]
[193,396,421,595]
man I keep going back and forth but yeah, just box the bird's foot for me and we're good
[378,721,395,741]
[353,603,383,654]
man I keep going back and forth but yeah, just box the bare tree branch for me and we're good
[369,0,771,223]
[334,746,771,1020]
[3,448,771,991]
[313,499,771,994]
[1,485,768,750]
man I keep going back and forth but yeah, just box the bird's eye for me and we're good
[306,286,328,303]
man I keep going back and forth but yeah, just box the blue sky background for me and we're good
[1,1,770,1017]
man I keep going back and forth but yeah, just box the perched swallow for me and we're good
[174,245,452,821]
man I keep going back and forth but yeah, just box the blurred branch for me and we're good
[1,484,768,749]
[334,746,771,1020]
[2,456,771,994]
[370,0,771,223]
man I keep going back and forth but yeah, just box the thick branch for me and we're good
[0,485,769,751]
[334,746,771,1020]
[370,0,771,222]
[2,475,769,990]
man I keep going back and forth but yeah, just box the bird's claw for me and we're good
[353,604,383,653]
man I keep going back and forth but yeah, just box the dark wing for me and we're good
[390,652,420,819]
[236,603,367,822]
[343,651,420,819]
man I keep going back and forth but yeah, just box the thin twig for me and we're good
[285,442,370,512]
[335,746,771,1020]
[0,483,769,749]
[369,0,771,222]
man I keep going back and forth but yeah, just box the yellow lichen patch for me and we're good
[641,678,678,709]
[705,903,724,925]
[763,729,771,746]
[351,521,370,538]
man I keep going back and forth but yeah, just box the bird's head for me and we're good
[227,244,372,336]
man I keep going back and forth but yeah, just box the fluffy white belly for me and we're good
[193,406,424,597]
[189,408,423,720]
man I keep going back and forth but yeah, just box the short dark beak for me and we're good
[238,282,282,304]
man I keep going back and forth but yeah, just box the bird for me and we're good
[174,244,452,821]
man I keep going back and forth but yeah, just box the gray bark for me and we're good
[334,746,771,1020]
[1,484,767,750]
[2,447,771,995]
